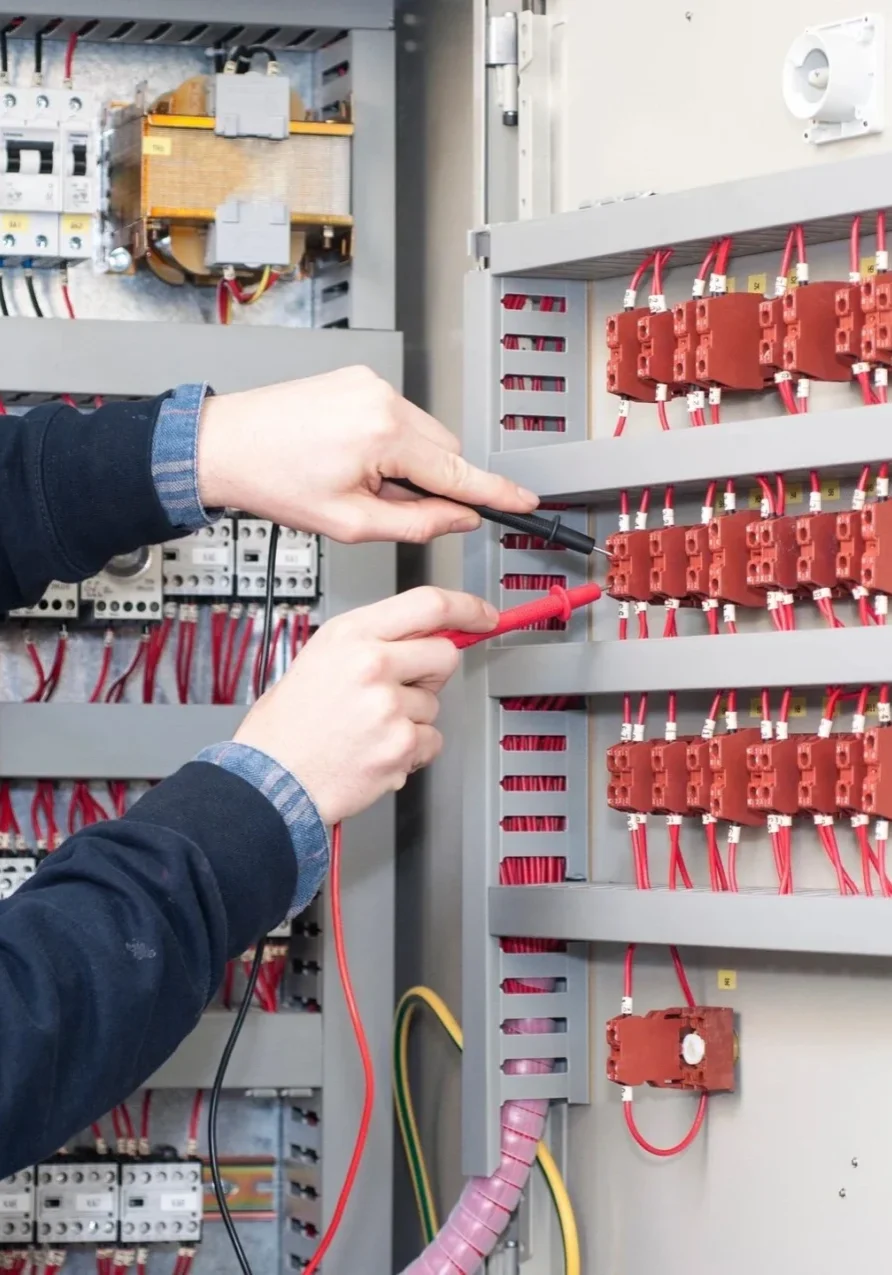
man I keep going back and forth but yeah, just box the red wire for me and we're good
[61,282,76,319]
[187,1091,203,1151]
[850,215,862,278]
[624,1095,708,1157]
[90,633,114,703]
[878,211,887,256]
[304,823,374,1274]
[64,30,78,80]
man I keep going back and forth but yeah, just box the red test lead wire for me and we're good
[437,582,602,648]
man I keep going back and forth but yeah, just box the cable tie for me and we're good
[852,713,867,736]
[655,381,669,402]
[664,720,678,742]
[617,600,630,619]
[796,261,809,285]
[878,250,890,273]
[852,488,867,512]
[701,812,717,825]
[876,819,890,840]
[851,813,869,828]
[818,716,833,739]
[727,823,742,844]
[692,278,707,299]
[620,996,633,1016]
[708,385,722,405]
[760,719,773,741]
[632,723,645,743]
[666,813,683,826]
[776,720,789,741]
[725,709,739,731]
[618,513,631,533]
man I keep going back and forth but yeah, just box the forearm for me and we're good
[0,762,296,1177]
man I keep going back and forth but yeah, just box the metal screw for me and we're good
[2,234,14,248]
[839,1187,847,1198]
[69,236,82,251]
[68,96,82,112]
[36,94,49,109]
[107,246,132,274]
[685,9,693,17]
[852,1157,859,1168]
[35,234,47,249]
[3,92,15,107]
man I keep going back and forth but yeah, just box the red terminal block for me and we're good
[759,297,786,373]
[693,294,765,390]
[863,727,892,818]
[607,310,656,401]
[637,311,677,389]
[685,739,713,814]
[606,1006,736,1092]
[861,501,892,594]
[650,526,690,601]
[861,276,892,365]
[745,515,800,592]
[606,530,653,603]
[747,737,801,816]
[607,741,658,814]
[652,739,696,814]
[795,513,840,590]
[708,729,765,825]
[781,281,851,381]
[797,736,840,816]
[835,511,866,588]
[708,511,767,607]
[684,524,711,599]
[672,300,699,385]
[834,284,867,364]
[836,734,868,814]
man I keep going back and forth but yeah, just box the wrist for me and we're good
[196,391,247,512]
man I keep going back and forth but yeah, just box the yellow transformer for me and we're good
[107,71,353,279]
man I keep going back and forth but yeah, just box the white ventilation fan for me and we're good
[783,13,884,144]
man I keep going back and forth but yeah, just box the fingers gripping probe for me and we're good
[437,582,603,648]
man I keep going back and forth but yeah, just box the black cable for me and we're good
[25,269,43,319]
[242,45,277,66]
[33,28,42,77]
[0,26,8,79]
[208,521,279,1275]
[0,275,8,318]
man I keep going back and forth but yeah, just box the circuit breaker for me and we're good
[0,1168,35,1243]
[236,521,319,601]
[0,88,97,261]
[0,855,36,900]
[163,520,235,599]
[9,580,80,621]
[81,548,164,621]
[119,1160,203,1243]
[35,1160,118,1243]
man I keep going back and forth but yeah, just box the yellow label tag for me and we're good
[821,478,841,502]
[787,269,797,289]
[785,482,803,505]
[61,214,90,235]
[861,255,876,279]
[725,276,736,293]
[1,213,29,233]
[789,696,807,719]
[143,135,173,157]
[749,697,763,718]
[717,970,737,991]
[867,692,880,716]
[747,273,768,295]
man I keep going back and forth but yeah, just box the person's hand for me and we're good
[196,365,538,543]
[233,587,497,824]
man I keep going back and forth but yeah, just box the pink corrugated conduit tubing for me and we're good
[401,1012,555,1274]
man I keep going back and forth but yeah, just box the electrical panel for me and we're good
[81,547,164,622]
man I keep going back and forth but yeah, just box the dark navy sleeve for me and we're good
[0,762,297,1177]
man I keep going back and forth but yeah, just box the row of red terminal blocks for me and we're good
[607,277,889,400]
[606,503,892,606]
[607,727,892,824]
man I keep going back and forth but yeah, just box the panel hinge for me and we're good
[468,226,491,267]
[486,12,519,125]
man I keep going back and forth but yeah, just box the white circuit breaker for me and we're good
[163,519,235,598]
[119,1161,203,1243]
[0,856,37,900]
[0,87,98,261]
[82,546,164,621]
[9,579,80,620]
[0,1168,35,1243]
[236,520,320,600]
[35,1160,118,1243]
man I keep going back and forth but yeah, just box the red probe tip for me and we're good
[439,581,602,649]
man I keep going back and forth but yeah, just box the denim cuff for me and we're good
[195,741,330,916]
[151,383,219,530]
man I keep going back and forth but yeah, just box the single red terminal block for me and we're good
[863,727,892,819]
[836,734,867,814]
[708,511,768,607]
[649,525,690,601]
[835,511,866,588]
[758,297,785,373]
[781,281,851,381]
[605,529,653,603]
[652,738,697,814]
[861,277,892,364]
[607,309,656,401]
[797,735,841,816]
[861,501,892,595]
[606,1006,736,1093]
[686,739,712,814]
[795,512,840,590]
[709,729,765,825]
[745,515,800,592]
[637,310,677,389]
[834,284,866,364]
[684,524,711,599]
[694,294,766,391]
[672,300,699,385]
[607,741,658,815]
[746,737,801,816]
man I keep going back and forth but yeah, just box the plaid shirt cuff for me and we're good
[151,383,219,530]
[196,741,330,917]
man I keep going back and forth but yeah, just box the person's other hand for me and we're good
[234,587,497,824]
[197,365,538,543]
